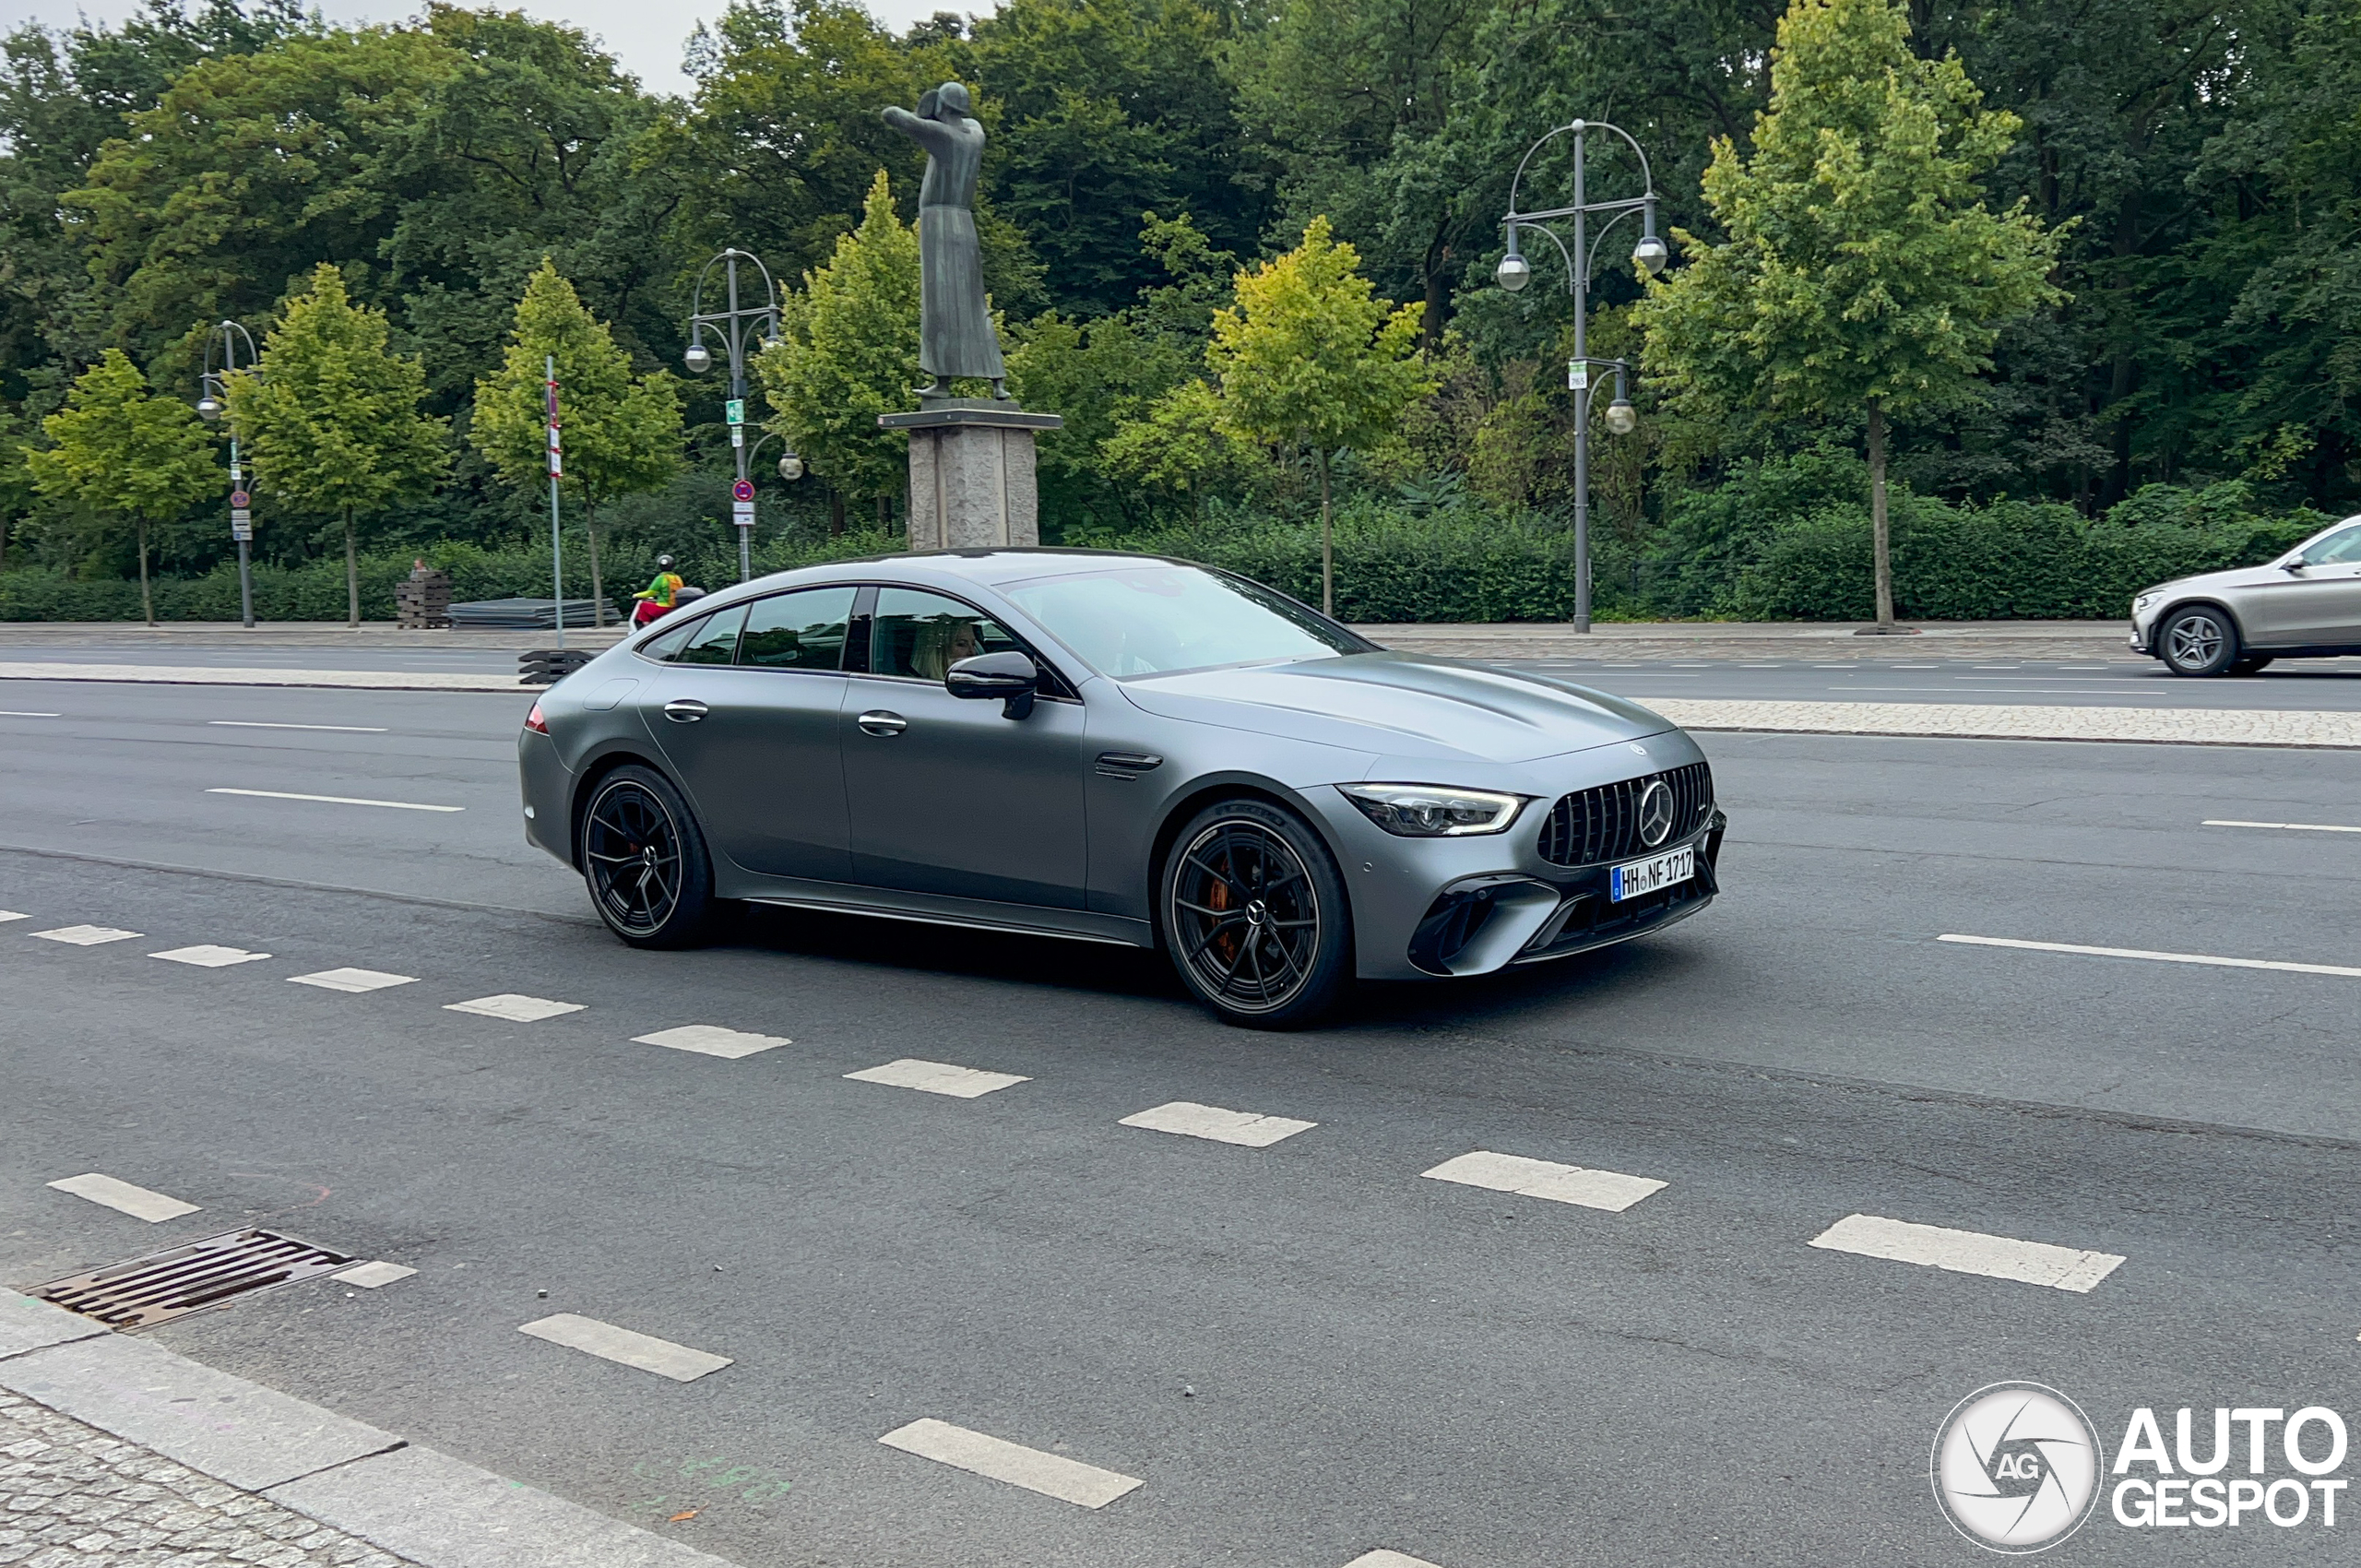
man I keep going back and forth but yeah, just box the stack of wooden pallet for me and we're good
[395,565,453,629]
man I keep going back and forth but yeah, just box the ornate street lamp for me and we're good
[1496,118,1667,633]
[685,248,783,583]
[197,320,261,629]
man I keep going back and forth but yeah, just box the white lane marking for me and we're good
[878,1419,1143,1509]
[2206,818,2361,835]
[330,1261,417,1289]
[47,1173,200,1223]
[1940,932,2361,980]
[517,1313,731,1382]
[288,968,418,993]
[445,993,585,1023]
[845,1059,1028,1098]
[0,911,26,922]
[1345,1553,1446,1568]
[1810,1213,2124,1293]
[0,710,61,718]
[1421,1150,1666,1213]
[1120,1100,1316,1147]
[635,1024,789,1060]
[30,925,141,945]
[208,721,389,732]
[207,788,461,813]
[150,944,271,968]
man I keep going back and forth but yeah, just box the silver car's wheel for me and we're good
[581,766,717,947]
[1162,799,1351,1028]
[2159,606,2238,676]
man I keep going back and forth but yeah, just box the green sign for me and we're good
[725,398,746,426]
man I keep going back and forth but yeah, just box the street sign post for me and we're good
[724,398,745,426]
[732,479,755,503]
[545,355,565,647]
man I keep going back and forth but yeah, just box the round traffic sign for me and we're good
[229,489,251,509]
[731,479,755,503]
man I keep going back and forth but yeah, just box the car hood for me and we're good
[1113,651,1673,764]
[2147,563,2285,597]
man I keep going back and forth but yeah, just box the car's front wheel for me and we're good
[1161,797,1353,1029]
[579,765,718,948]
[2158,606,2240,676]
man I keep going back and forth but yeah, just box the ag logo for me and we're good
[1636,778,1675,847]
[1932,1383,2104,1553]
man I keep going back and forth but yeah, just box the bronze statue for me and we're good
[882,82,1010,401]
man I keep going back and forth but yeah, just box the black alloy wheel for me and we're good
[2159,606,2240,677]
[1162,798,1352,1028]
[580,765,718,948]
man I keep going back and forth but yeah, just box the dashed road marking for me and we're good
[1345,1553,1446,1568]
[0,710,61,718]
[1940,932,2361,980]
[0,911,26,922]
[46,1172,200,1223]
[517,1313,730,1382]
[634,1024,789,1060]
[208,721,389,732]
[445,993,585,1023]
[878,1419,1143,1509]
[150,944,271,968]
[2206,818,2361,835]
[1120,1100,1315,1147]
[30,925,141,945]
[1421,1150,1666,1213]
[1810,1213,2124,1292]
[845,1059,1028,1098]
[206,788,462,813]
[288,968,419,993]
[330,1261,416,1289]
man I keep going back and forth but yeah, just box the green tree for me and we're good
[1100,376,1264,521]
[472,259,682,624]
[1636,0,2062,628]
[23,348,218,624]
[1207,215,1434,613]
[226,264,448,626]
[755,171,919,522]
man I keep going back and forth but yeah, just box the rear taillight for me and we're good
[525,702,548,734]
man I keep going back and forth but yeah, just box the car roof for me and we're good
[734,547,1201,595]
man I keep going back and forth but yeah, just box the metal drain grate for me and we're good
[33,1229,357,1330]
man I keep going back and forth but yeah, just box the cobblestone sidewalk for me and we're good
[0,1392,420,1568]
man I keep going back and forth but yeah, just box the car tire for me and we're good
[2158,606,2240,676]
[578,764,719,949]
[2229,656,2274,676]
[1160,796,1353,1029]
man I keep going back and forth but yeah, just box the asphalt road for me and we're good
[4,679,2360,1567]
[1514,656,2361,711]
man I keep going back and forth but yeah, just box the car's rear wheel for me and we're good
[2159,606,2240,676]
[1161,798,1352,1029]
[2229,656,2274,676]
[580,765,718,948]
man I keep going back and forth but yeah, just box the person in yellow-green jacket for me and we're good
[631,555,685,628]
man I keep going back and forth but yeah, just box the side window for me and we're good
[636,613,706,662]
[738,587,857,671]
[871,587,1023,680]
[2302,525,2361,566]
[672,604,747,665]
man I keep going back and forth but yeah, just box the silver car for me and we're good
[2130,514,2361,675]
[517,551,1725,1028]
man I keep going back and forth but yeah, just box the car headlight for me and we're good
[1340,783,1527,837]
[2133,591,2161,613]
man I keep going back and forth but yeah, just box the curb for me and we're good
[1649,697,2361,750]
[0,661,530,694]
[0,1290,738,1568]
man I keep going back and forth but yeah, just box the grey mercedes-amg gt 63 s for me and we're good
[518,550,1726,1028]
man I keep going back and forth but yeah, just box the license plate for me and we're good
[1610,844,1694,901]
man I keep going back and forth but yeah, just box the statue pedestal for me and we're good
[880,400,1062,551]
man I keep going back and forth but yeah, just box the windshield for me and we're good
[1001,564,1367,678]
[2298,521,2361,566]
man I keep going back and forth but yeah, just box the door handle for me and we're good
[662,698,708,723]
[857,709,908,737]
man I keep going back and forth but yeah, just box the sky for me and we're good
[0,0,989,97]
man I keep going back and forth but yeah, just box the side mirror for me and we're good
[2282,560,2308,574]
[946,649,1038,719]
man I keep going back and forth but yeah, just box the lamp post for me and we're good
[684,248,784,584]
[196,320,261,630]
[1496,119,1667,634]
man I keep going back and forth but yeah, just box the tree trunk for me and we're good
[829,489,846,538]
[585,507,605,629]
[1318,447,1335,619]
[1868,398,1894,630]
[136,517,154,628]
[343,510,360,629]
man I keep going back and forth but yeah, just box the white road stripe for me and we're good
[30,925,141,945]
[517,1313,730,1382]
[150,944,271,968]
[1810,1213,2124,1292]
[878,1419,1143,1509]
[445,994,585,1023]
[634,1024,789,1060]
[207,788,462,813]
[845,1059,1028,1098]
[47,1173,200,1223]
[288,968,418,993]
[1940,932,2361,980]
[0,911,26,922]
[2206,818,2361,834]
[330,1261,416,1289]
[208,721,389,732]
[1345,1553,1446,1568]
[1120,1100,1316,1147]
[1421,1150,1666,1213]
[0,710,61,718]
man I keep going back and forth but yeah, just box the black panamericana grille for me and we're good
[1536,761,1714,867]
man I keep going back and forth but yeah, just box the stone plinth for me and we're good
[880,400,1062,551]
